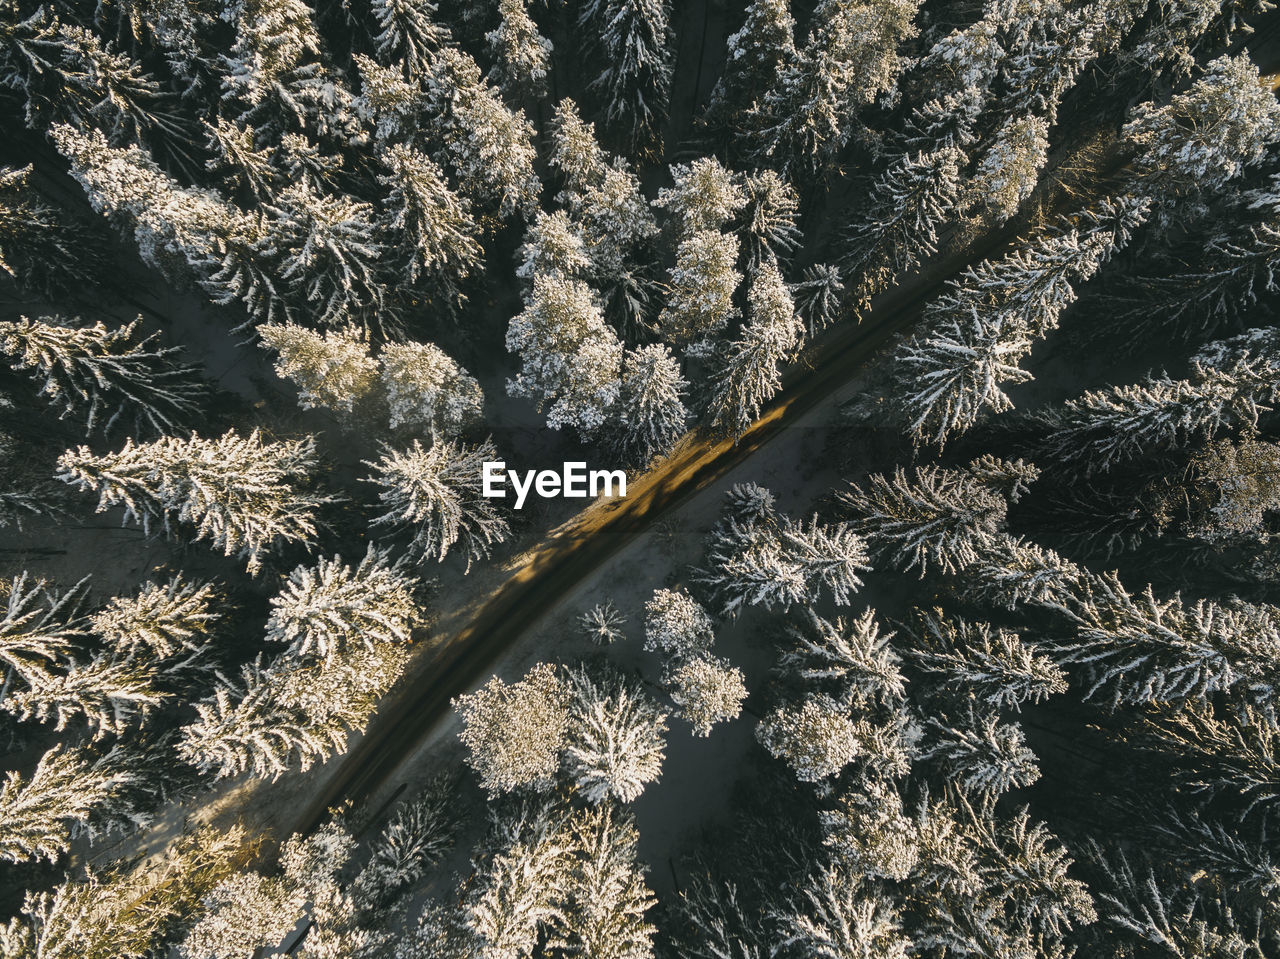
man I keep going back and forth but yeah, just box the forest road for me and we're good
[288,228,1018,839]
[292,28,1280,839]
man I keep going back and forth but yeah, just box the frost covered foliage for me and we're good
[380,341,484,437]
[658,230,742,347]
[454,662,572,794]
[365,437,510,569]
[0,165,106,295]
[506,272,623,437]
[665,655,748,737]
[579,0,673,153]
[0,315,203,436]
[258,322,378,416]
[91,576,221,658]
[56,429,331,574]
[976,115,1049,222]
[841,458,1038,576]
[579,600,626,645]
[265,546,421,663]
[643,588,714,658]
[564,667,668,803]
[486,0,552,100]
[698,483,870,616]
[757,695,864,782]
[609,344,689,464]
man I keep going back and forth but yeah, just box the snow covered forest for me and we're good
[2,0,1280,955]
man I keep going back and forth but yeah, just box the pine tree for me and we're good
[0,744,142,863]
[352,777,460,910]
[704,0,796,136]
[642,588,715,659]
[780,607,905,708]
[658,230,741,347]
[57,429,331,575]
[204,118,277,201]
[380,145,483,296]
[841,146,965,313]
[550,806,658,959]
[380,341,485,437]
[653,158,745,236]
[564,667,668,803]
[664,654,747,737]
[0,315,204,438]
[840,459,1037,576]
[792,264,846,336]
[3,825,245,959]
[506,272,623,437]
[976,115,1049,223]
[265,184,392,332]
[750,0,922,172]
[486,0,552,100]
[257,322,379,417]
[607,344,689,465]
[921,711,1040,795]
[548,98,609,196]
[0,166,106,296]
[756,695,862,782]
[2,650,168,738]
[1056,572,1280,707]
[91,575,221,659]
[580,0,673,154]
[1,573,88,695]
[265,546,421,664]
[366,438,511,569]
[1032,329,1280,477]
[454,662,572,794]
[821,780,919,881]
[579,600,626,646]
[1125,53,1280,202]
[739,170,802,267]
[907,610,1067,710]
[370,0,449,76]
[708,260,802,441]
[773,865,911,959]
[893,196,1150,446]
[420,47,541,220]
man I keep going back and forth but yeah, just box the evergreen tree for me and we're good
[365,438,511,569]
[893,196,1150,446]
[0,315,204,438]
[580,0,673,154]
[920,711,1041,795]
[840,459,1037,576]
[257,322,379,417]
[908,611,1067,711]
[506,273,623,437]
[757,695,863,782]
[0,166,106,296]
[265,546,421,664]
[792,264,846,336]
[371,0,449,76]
[564,667,668,803]
[704,0,796,137]
[2,651,169,738]
[707,260,802,441]
[773,865,911,959]
[91,575,221,659]
[486,0,552,100]
[1,573,88,694]
[607,344,689,466]
[579,600,626,646]
[739,170,802,267]
[379,145,484,296]
[454,662,572,794]
[657,230,741,347]
[841,146,965,313]
[380,340,485,438]
[1125,53,1280,203]
[653,158,745,236]
[1032,329,1280,477]
[976,115,1049,223]
[420,47,541,220]
[750,0,922,172]
[57,429,331,575]
[780,607,906,708]
[550,806,658,959]
[642,588,715,659]
[664,654,747,737]
[0,744,141,864]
